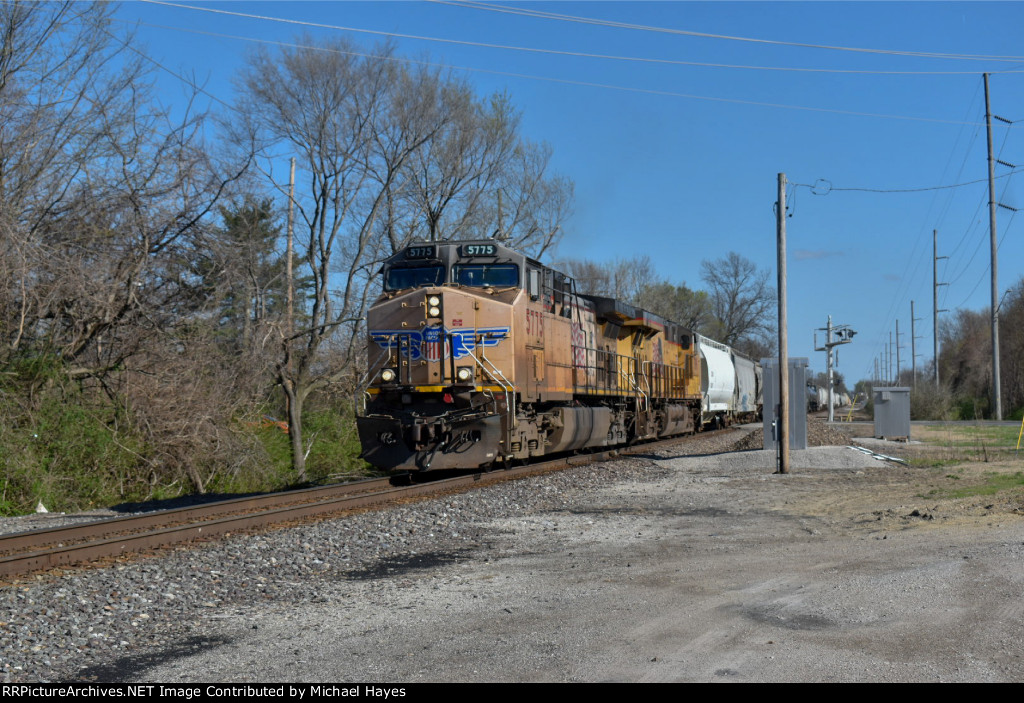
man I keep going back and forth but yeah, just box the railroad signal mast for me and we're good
[814,315,856,423]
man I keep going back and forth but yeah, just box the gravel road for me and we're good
[3,425,1023,683]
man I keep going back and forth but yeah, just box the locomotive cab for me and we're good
[358,241,529,471]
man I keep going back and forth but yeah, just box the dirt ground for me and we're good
[751,420,1024,531]
[119,421,1024,683]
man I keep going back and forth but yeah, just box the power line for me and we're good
[866,77,986,379]
[943,114,1016,289]
[118,18,998,128]
[137,0,1024,76]
[794,169,1023,195]
[97,21,233,110]
[434,0,1024,64]
[950,210,1018,309]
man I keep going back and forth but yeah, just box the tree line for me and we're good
[926,277,1024,420]
[0,2,572,512]
[853,277,1024,421]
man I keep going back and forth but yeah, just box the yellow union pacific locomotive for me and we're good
[357,240,705,472]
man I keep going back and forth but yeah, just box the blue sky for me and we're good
[115,1,1024,385]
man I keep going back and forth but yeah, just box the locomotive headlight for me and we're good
[426,295,442,318]
[456,366,473,382]
[380,368,396,383]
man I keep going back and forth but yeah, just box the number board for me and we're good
[406,245,436,259]
[459,244,497,257]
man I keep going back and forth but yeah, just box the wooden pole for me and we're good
[777,173,789,474]
[984,73,1002,420]
[287,157,296,342]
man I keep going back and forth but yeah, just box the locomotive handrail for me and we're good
[358,347,392,389]
[624,355,648,412]
[478,347,515,418]
[463,339,517,438]
[641,360,656,397]
[641,360,687,400]
[398,332,414,385]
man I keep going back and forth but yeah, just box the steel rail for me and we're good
[0,428,735,579]
[0,476,394,554]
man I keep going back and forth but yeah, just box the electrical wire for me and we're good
[433,0,1024,64]
[942,117,1016,289]
[116,18,997,128]
[793,169,1022,195]
[138,0,1024,76]
[949,210,1018,310]
[867,80,986,381]
[97,22,234,111]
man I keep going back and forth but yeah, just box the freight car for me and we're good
[357,240,755,472]
[807,383,820,412]
[807,383,848,412]
[695,335,763,428]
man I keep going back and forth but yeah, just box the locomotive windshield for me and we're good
[384,265,445,290]
[452,264,519,288]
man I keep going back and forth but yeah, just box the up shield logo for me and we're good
[371,326,510,362]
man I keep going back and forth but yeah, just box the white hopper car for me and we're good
[695,334,763,427]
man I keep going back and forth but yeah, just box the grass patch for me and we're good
[0,391,149,515]
[915,423,1021,447]
[929,471,1024,500]
[302,409,373,482]
[906,457,962,469]
[909,422,1024,464]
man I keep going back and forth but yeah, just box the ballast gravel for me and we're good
[3,426,1023,683]
[1,439,712,683]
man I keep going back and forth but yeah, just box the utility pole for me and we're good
[287,157,296,342]
[933,230,948,388]
[911,301,922,389]
[985,73,1002,420]
[776,173,789,474]
[888,331,893,384]
[895,320,901,385]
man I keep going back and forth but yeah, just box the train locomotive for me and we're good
[357,240,761,472]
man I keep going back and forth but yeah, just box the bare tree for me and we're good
[236,38,469,480]
[699,252,776,349]
[1,1,241,377]
[476,140,573,259]
[998,278,1024,415]
[634,281,712,331]
[404,87,519,243]
[0,1,253,501]
[560,256,658,302]
[938,308,991,407]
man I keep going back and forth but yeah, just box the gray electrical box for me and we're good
[873,386,911,440]
[761,357,809,450]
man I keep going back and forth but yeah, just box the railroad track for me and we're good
[0,428,739,580]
